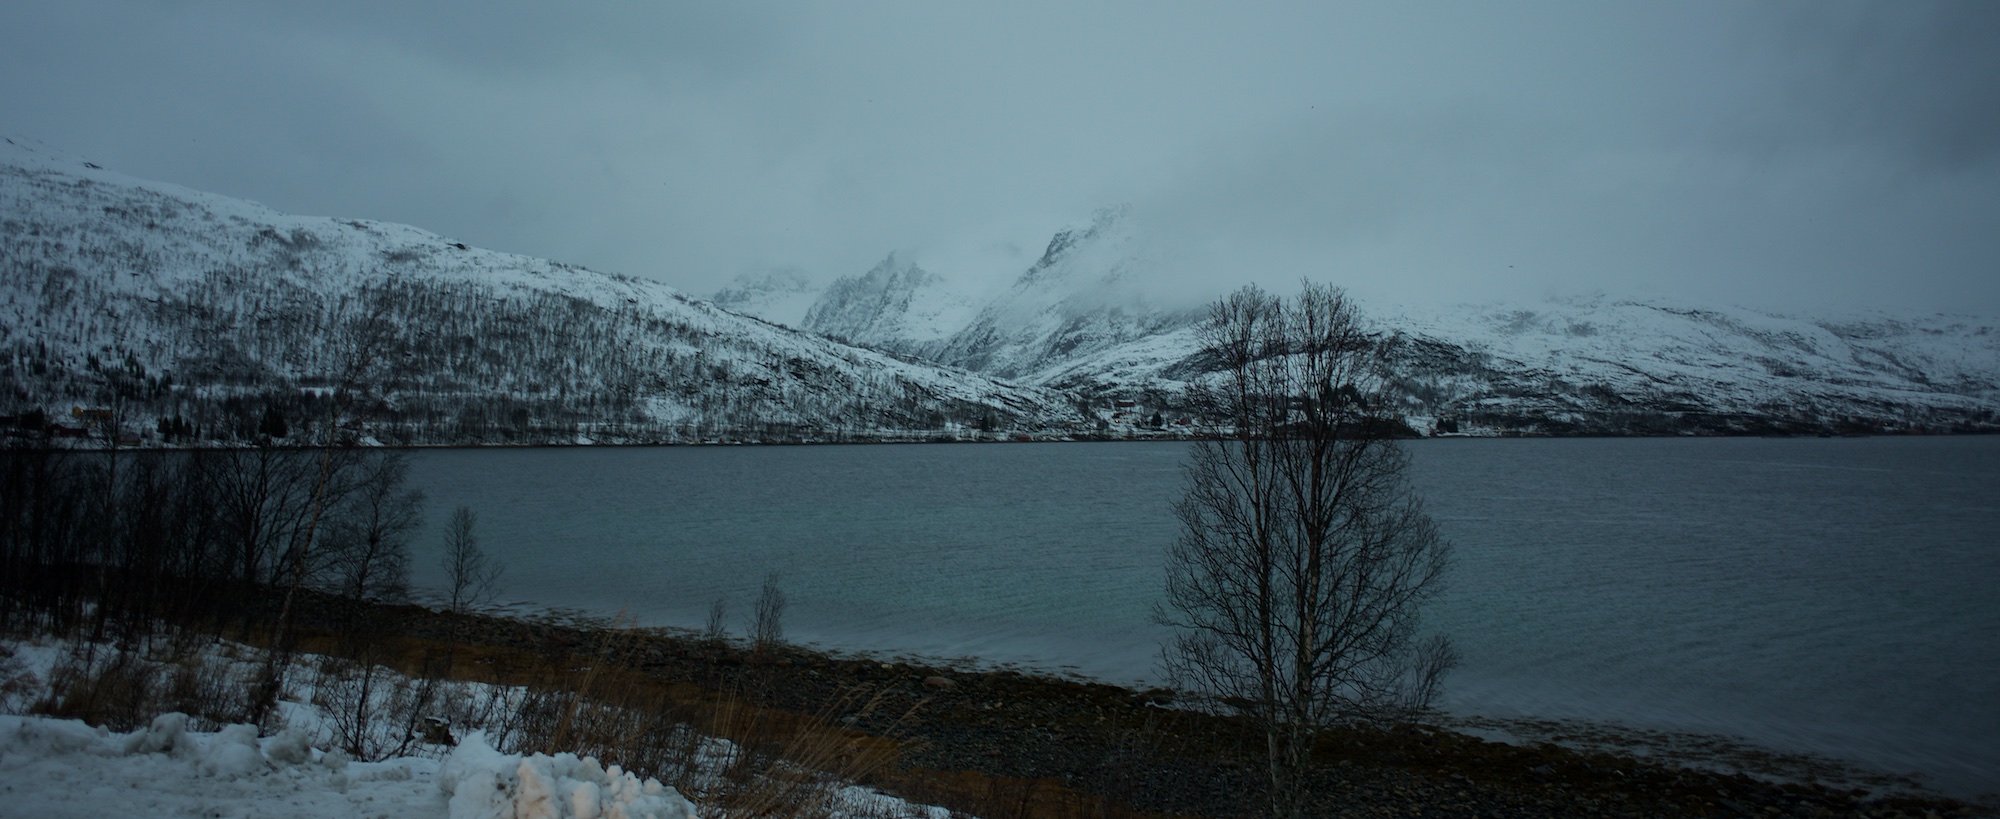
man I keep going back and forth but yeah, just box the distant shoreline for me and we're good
[12,424,1996,454]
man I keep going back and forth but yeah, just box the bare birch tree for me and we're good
[1156,283,1455,819]
[440,506,503,612]
[313,452,424,603]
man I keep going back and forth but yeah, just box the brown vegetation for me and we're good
[229,590,2000,817]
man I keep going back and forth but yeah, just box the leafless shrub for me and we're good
[0,646,40,713]
[35,644,155,731]
[751,573,787,651]
[312,452,424,603]
[705,596,730,643]
[314,655,461,762]
[164,654,253,728]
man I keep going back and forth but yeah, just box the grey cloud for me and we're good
[1731,3,2000,171]
[2,0,1994,315]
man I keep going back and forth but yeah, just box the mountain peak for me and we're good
[862,252,933,285]
[801,252,976,347]
[710,267,819,326]
[1026,204,1132,282]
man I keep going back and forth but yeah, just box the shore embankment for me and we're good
[253,589,1989,819]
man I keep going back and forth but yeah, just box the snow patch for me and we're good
[438,732,696,819]
[0,712,701,819]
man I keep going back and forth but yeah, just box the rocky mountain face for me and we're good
[0,136,1081,445]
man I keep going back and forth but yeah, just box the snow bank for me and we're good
[0,712,700,819]
[438,731,696,819]
[1,634,959,819]
[0,711,426,817]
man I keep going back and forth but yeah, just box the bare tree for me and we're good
[750,572,787,651]
[1156,283,1455,819]
[211,445,324,586]
[704,595,730,643]
[250,286,407,728]
[440,506,503,612]
[313,452,424,603]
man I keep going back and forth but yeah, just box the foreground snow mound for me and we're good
[0,712,703,819]
[0,712,436,818]
[439,732,697,819]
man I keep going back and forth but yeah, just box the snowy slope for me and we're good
[797,208,1202,384]
[1025,293,2000,433]
[800,253,980,350]
[0,136,1081,443]
[708,267,821,329]
[1375,295,2000,432]
[930,207,1204,381]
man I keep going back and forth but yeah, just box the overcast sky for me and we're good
[4,1,1996,313]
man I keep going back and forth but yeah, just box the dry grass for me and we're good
[273,616,1185,819]
[29,636,257,732]
[490,616,926,819]
[892,769,1144,819]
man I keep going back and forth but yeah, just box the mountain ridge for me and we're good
[4,134,1992,445]
[735,211,1999,436]
[0,135,1083,445]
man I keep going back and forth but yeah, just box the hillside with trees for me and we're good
[0,136,1080,446]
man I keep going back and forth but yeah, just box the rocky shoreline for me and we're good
[278,593,1987,819]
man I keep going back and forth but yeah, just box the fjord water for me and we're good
[406,438,1999,796]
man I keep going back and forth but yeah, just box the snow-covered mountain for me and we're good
[929,207,1205,381]
[1026,293,2000,434]
[7,131,1989,444]
[799,253,979,353]
[800,207,1203,384]
[1381,297,2000,434]
[707,267,819,329]
[0,136,1082,444]
[768,209,2000,435]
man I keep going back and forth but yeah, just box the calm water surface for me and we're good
[404,438,1999,796]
